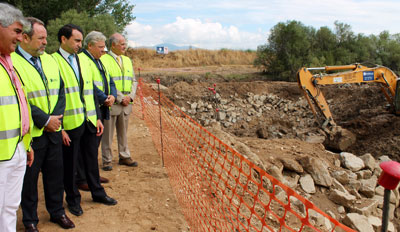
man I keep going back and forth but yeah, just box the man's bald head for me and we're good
[108,33,126,56]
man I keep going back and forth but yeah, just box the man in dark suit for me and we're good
[75,31,117,191]
[11,17,74,231]
[52,24,117,218]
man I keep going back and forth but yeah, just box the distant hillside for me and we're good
[126,48,256,69]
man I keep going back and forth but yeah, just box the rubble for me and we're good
[163,79,400,231]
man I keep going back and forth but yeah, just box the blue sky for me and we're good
[126,0,400,50]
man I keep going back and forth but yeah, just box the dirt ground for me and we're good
[147,65,400,162]
[16,65,400,231]
[16,104,189,232]
[144,65,400,230]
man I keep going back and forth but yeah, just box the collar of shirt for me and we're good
[59,47,79,70]
[59,47,73,61]
[85,49,96,60]
[0,53,30,136]
[108,50,119,59]
[18,46,42,69]
[0,54,14,77]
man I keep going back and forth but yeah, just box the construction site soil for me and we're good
[144,65,400,162]
[17,65,399,231]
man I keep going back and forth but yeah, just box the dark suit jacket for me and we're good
[56,50,101,137]
[82,50,117,121]
[15,48,66,148]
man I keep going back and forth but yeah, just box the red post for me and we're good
[378,161,400,232]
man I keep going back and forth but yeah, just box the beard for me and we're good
[36,46,46,55]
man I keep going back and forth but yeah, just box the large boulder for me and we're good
[299,174,316,194]
[339,152,365,172]
[328,189,356,208]
[323,126,356,151]
[298,156,332,187]
[343,213,374,232]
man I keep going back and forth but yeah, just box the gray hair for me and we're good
[84,31,106,48]
[0,3,29,30]
[107,33,125,48]
[24,17,45,38]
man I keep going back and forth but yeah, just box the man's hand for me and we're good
[121,96,131,106]
[104,95,115,107]
[27,147,34,167]
[62,129,71,146]
[96,119,104,136]
[45,115,63,132]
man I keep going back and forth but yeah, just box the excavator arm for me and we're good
[297,64,400,126]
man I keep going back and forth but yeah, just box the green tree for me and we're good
[255,20,400,79]
[255,20,314,81]
[93,0,135,32]
[46,9,118,53]
[6,0,135,32]
[312,26,336,66]
[333,21,358,65]
[374,31,400,71]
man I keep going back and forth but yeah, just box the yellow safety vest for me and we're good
[0,64,32,161]
[80,52,111,94]
[52,52,85,130]
[77,52,97,127]
[11,52,61,138]
[100,54,134,94]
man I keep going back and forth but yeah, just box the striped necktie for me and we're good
[30,56,47,84]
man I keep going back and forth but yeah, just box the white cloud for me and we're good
[125,17,268,50]
[128,0,400,49]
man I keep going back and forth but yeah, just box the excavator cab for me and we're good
[297,64,400,126]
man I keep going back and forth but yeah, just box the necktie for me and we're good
[68,54,80,83]
[116,56,122,67]
[30,56,47,84]
[97,59,109,95]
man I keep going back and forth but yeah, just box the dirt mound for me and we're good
[141,66,400,230]
[157,74,400,162]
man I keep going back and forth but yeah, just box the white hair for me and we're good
[84,31,106,48]
[0,3,29,30]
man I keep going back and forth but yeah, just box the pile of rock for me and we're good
[273,152,399,232]
[181,92,315,130]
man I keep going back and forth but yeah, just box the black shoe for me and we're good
[93,195,117,205]
[50,214,75,229]
[102,165,112,171]
[24,224,39,232]
[68,205,83,216]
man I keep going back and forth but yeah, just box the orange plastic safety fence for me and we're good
[137,79,356,232]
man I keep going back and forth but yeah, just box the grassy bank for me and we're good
[126,48,256,69]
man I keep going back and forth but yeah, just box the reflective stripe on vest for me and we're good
[0,64,24,161]
[12,52,61,137]
[52,52,85,130]
[0,96,18,105]
[100,54,134,94]
[82,52,111,94]
[77,53,97,127]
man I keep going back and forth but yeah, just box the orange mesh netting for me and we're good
[136,78,356,232]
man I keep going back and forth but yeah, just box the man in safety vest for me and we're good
[11,17,75,231]
[75,31,117,191]
[52,24,117,217]
[100,33,138,171]
[0,3,34,232]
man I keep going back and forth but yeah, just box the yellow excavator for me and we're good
[297,64,400,126]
